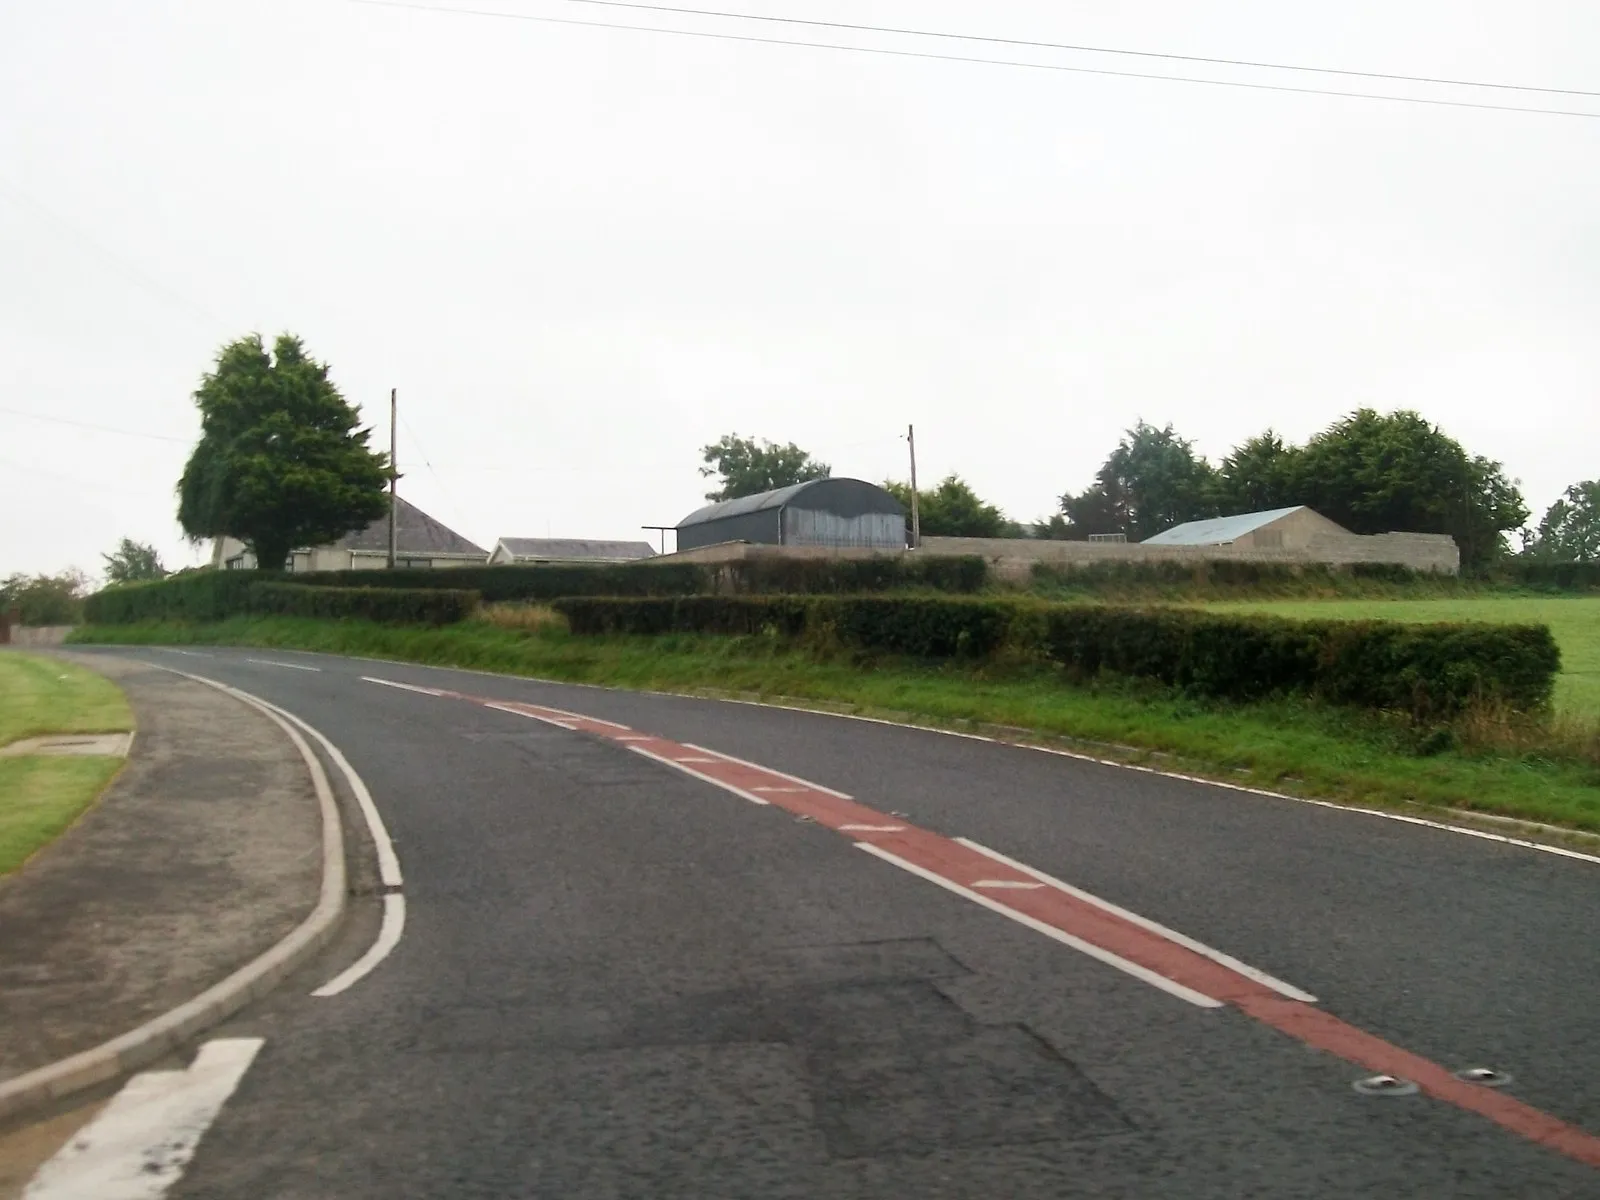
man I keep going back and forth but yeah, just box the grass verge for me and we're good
[0,652,133,875]
[70,616,1600,835]
[0,758,124,875]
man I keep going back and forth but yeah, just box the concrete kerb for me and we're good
[0,670,348,1125]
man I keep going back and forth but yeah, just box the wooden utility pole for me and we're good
[907,423,921,550]
[387,388,398,569]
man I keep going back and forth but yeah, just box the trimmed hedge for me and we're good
[294,556,986,599]
[246,583,478,625]
[84,571,266,624]
[85,555,989,623]
[553,595,1560,717]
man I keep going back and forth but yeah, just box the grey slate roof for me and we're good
[496,538,656,561]
[330,496,487,557]
[1142,506,1305,546]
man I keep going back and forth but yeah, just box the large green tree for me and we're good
[699,434,830,501]
[1049,422,1216,541]
[885,475,1009,538]
[1211,431,1301,515]
[1526,480,1600,562]
[1287,409,1526,569]
[178,334,389,570]
[102,538,167,584]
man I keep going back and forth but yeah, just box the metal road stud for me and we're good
[1454,1067,1514,1088]
[1352,1074,1420,1097]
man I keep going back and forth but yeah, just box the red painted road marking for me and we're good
[375,679,1600,1169]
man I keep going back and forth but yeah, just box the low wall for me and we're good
[919,533,1459,579]
[653,532,1460,580]
[8,626,72,647]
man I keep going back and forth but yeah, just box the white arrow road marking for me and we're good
[24,1039,262,1199]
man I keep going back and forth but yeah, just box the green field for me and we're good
[1200,597,1600,719]
[0,653,132,874]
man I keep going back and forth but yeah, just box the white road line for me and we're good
[858,844,1223,1009]
[839,823,905,832]
[524,703,633,731]
[254,699,403,892]
[361,675,447,697]
[313,893,406,998]
[155,648,212,657]
[246,658,320,672]
[23,1039,263,1199]
[613,735,653,742]
[752,786,810,793]
[627,744,771,805]
[484,701,578,730]
[972,879,1045,889]
[679,743,855,799]
[956,837,1318,1003]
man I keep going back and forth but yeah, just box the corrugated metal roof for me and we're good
[333,496,487,557]
[676,479,829,528]
[1142,506,1305,546]
[496,538,656,560]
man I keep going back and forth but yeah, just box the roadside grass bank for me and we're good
[0,653,133,875]
[1198,596,1600,720]
[70,616,1600,834]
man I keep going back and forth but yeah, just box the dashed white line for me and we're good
[627,744,772,805]
[246,658,320,672]
[23,1039,263,1199]
[971,879,1045,890]
[361,675,446,697]
[839,823,905,832]
[857,843,1224,1009]
[957,837,1317,1003]
[484,701,578,730]
[679,743,854,799]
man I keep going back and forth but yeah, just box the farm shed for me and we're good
[675,478,906,552]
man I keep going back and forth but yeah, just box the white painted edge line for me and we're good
[483,701,578,731]
[679,742,855,799]
[246,658,321,672]
[154,647,212,657]
[23,1037,264,1199]
[361,675,447,697]
[956,836,1318,1003]
[0,670,346,1124]
[627,744,771,805]
[252,696,403,890]
[522,703,633,731]
[857,843,1223,1009]
[312,893,406,998]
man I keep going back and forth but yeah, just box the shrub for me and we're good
[246,583,478,625]
[555,595,1560,717]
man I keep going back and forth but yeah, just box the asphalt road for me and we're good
[73,646,1600,1197]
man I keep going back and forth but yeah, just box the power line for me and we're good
[552,0,1599,99]
[350,0,1600,120]
[0,405,191,444]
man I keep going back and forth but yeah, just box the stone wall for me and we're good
[653,531,1460,579]
[919,532,1459,579]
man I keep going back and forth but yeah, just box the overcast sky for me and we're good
[3,0,1596,577]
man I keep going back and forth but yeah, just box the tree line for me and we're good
[700,417,1595,571]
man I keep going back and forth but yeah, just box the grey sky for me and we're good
[3,0,1596,577]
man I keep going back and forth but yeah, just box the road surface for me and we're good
[40,646,1600,1197]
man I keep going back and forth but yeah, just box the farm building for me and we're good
[1142,506,1353,551]
[213,497,487,571]
[489,538,656,565]
[675,478,906,552]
